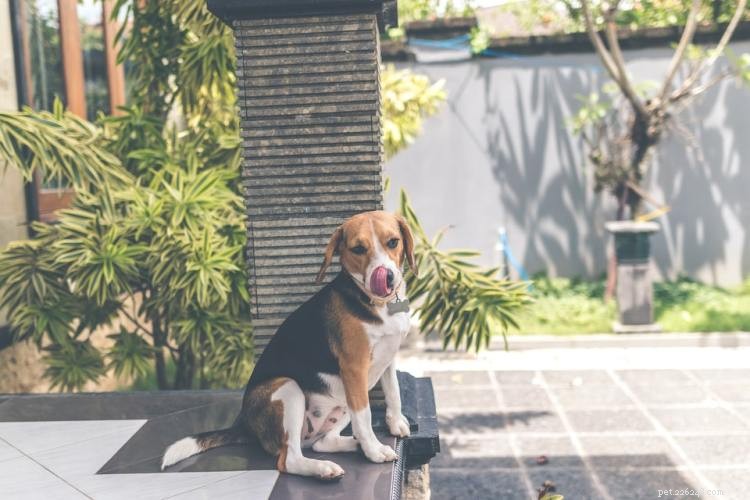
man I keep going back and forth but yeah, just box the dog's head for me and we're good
[316,211,417,297]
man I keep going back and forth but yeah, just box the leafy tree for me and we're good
[0,0,473,391]
[495,1,747,36]
[572,0,750,219]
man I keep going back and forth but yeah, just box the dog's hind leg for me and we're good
[272,380,345,480]
[312,410,358,453]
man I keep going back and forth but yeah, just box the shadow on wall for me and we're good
[385,44,750,286]
[654,79,750,283]
[481,58,611,279]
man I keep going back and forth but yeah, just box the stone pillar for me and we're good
[606,221,661,333]
[207,0,396,360]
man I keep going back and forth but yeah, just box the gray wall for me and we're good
[384,42,750,286]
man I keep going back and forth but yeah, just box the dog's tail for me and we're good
[161,426,251,470]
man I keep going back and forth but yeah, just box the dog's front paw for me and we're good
[315,460,345,480]
[386,411,411,438]
[362,443,398,463]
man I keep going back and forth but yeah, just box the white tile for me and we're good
[1,420,279,499]
[0,420,147,457]
[0,455,87,499]
[29,424,253,500]
[0,438,23,463]
[167,471,279,500]
[30,422,150,481]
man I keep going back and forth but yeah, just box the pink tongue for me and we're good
[370,266,391,297]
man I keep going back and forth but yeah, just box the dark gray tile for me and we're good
[708,382,750,403]
[580,435,684,468]
[270,436,396,500]
[425,371,491,387]
[506,410,566,434]
[515,436,583,468]
[494,371,538,385]
[438,411,507,435]
[677,435,750,465]
[99,398,253,473]
[551,385,634,409]
[689,369,750,382]
[0,391,242,422]
[431,469,528,500]
[650,407,749,433]
[566,409,653,433]
[597,469,701,500]
[528,468,601,500]
[434,388,499,411]
[433,435,517,469]
[542,371,613,386]
[500,385,553,410]
[616,370,691,386]
[627,383,711,406]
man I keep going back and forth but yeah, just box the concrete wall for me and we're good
[384,42,750,286]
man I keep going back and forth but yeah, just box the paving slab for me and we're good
[580,435,684,468]
[565,409,654,433]
[650,407,750,433]
[526,467,601,500]
[401,334,750,499]
[500,385,554,410]
[431,469,529,500]
[596,468,702,500]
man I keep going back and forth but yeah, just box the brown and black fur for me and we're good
[161,211,417,476]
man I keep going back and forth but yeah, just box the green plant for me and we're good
[382,65,446,158]
[398,0,476,24]
[518,274,750,335]
[0,1,455,391]
[468,26,491,55]
[496,1,748,36]
[399,191,530,350]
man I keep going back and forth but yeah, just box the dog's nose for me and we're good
[386,269,394,288]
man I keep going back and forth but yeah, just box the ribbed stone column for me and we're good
[208,1,397,361]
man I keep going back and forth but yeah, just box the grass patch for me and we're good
[515,274,750,334]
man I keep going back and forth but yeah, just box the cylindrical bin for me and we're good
[605,220,661,333]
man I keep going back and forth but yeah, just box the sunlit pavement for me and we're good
[398,333,750,500]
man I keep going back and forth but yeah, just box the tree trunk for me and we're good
[152,318,169,390]
[173,346,196,389]
[604,182,629,301]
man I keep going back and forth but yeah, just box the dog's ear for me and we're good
[396,215,418,277]
[316,225,344,284]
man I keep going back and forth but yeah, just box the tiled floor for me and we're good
[399,341,750,500]
[0,392,402,500]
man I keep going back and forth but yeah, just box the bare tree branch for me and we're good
[659,0,702,104]
[671,69,732,110]
[580,1,625,84]
[673,0,748,99]
[603,7,647,117]
[580,0,647,118]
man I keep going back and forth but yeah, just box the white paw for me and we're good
[362,443,398,463]
[386,411,411,438]
[315,460,345,480]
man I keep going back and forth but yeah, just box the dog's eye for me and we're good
[386,238,399,249]
[351,245,367,255]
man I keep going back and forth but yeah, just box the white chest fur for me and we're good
[364,304,410,389]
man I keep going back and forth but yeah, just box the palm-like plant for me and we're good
[400,191,530,351]
[0,0,521,391]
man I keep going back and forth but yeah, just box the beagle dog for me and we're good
[161,210,417,480]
